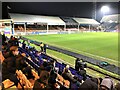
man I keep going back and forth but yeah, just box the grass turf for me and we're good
[24,32,118,66]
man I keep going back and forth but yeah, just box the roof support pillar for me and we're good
[78,24,79,32]
[64,24,66,31]
[11,21,14,35]
[24,22,27,35]
[47,24,49,33]
[89,25,91,32]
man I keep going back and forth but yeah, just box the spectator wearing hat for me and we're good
[100,77,113,90]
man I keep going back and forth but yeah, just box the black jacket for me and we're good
[62,72,77,83]
[78,78,98,90]
[2,53,17,81]
[16,55,28,70]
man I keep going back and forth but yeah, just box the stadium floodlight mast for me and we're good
[101,6,110,16]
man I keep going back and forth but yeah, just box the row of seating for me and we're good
[18,41,88,88]
[18,44,72,89]
[19,45,84,82]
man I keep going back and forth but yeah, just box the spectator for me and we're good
[75,58,80,71]
[36,51,43,65]
[14,37,19,46]
[40,42,47,53]
[8,36,19,46]
[62,65,81,89]
[78,67,87,81]
[62,65,75,80]
[2,46,19,85]
[62,65,77,83]
[75,58,87,72]
[2,46,19,70]
[2,33,6,45]
[33,70,50,90]
[40,42,44,52]
[79,77,102,90]
[16,54,28,71]
[43,44,47,54]
[22,40,26,49]
[100,77,113,90]
[22,66,35,80]
[48,70,60,90]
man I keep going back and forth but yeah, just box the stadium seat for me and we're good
[63,80,70,88]
[16,70,33,89]
[2,79,15,89]
[31,69,39,80]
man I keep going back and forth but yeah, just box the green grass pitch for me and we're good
[24,32,118,66]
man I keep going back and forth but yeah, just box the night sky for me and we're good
[2,2,119,21]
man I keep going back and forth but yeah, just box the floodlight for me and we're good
[101,6,110,13]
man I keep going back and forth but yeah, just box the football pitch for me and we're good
[24,32,118,66]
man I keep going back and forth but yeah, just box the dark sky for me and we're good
[2,2,119,21]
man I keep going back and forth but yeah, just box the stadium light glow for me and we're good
[108,20,113,23]
[101,6,110,14]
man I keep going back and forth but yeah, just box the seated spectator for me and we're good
[78,67,87,81]
[79,77,102,90]
[2,46,19,81]
[33,79,47,90]
[3,46,19,72]
[48,70,61,90]
[16,53,28,71]
[47,59,58,72]
[62,65,77,83]
[22,66,35,80]
[35,51,43,65]
[33,70,50,90]
[100,77,113,90]
[6,37,19,49]
[48,69,57,84]
[14,37,19,46]
[62,64,81,89]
